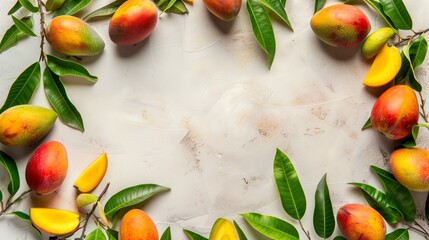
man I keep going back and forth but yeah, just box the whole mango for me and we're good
[109,0,158,46]
[0,105,57,147]
[390,148,429,191]
[209,218,239,240]
[337,204,385,240]
[203,0,241,21]
[120,209,158,240]
[310,4,371,48]
[26,141,68,195]
[361,27,396,59]
[46,15,105,56]
[370,85,418,140]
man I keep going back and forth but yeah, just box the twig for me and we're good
[393,27,429,47]
[0,189,31,215]
[36,0,46,62]
[419,92,429,123]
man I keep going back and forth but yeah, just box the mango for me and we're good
[363,44,401,87]
[337,204,385,240]
[120,209,158,240]
[0,105,57,147]
[109,0,158,46]
[390,148,429,191]
[25,141,68,195]
[76,193,98,208]
[45,15,105,56]
[203,0,241,21]
[362,27,396,59]
[310,4,371,48]
[370,85,418,140]
[73,152,108,193]
[209,218,239,240]
[30,208,79,235]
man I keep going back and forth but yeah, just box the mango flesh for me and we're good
[370,85,418,140]
[209,218,239,240]
[310,4,371,48]
[362,27,396,59]
[337,204,385,240]
[73,152,108,193]
[363,44,401,87]
[109,0,158,46]
[46,15,105,56]
[203,0,241,21]
[30,208,79,235]
[120,209,158,240]
[0,105,57,147]
[390,148,429,191]
[25,141,68,195]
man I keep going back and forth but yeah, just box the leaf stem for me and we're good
[414,220,429,236]
[0,189,31,216]
[36,0,46,62]
[298,220,311,240]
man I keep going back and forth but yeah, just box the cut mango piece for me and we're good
[363,44,401,87]
[73,152,108,192]
[30,208,80,235]
[209,218,239,240]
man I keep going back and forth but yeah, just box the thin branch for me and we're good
[393,27,429,47]
[0,189,31,215]
[419,92,429,123]
[298,220,311,240]
[36,0,46,62]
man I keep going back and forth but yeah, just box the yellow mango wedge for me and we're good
[209,218,239,240]
[73,152,108,192]
[363,44,401,87]
[30,208,80,235]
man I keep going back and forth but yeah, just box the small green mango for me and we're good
[76,193,98,207]
[362,27,396,59]
[0,105,57,147]
[209,218,238,240]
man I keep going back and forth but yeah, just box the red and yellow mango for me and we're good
[203,0,241,21]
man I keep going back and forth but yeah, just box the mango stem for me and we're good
[0,189,31,216]
[36,0,47,62]
[298,220,312,240]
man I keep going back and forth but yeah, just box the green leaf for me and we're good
[241,213,299,240]
[83,0,126,21]
[18,0,38,12]
[161,0,178,13]
[54,0,92,16]
[402,45,422,92]
[349,182,401,223]
[9,211,42,239]
[371,166,416,221]
[0,17,34,53]
[333,237,347,240]
[46,55,98,83]
[161,227,172,240]
[11,15,36,37]
[43,68,85,131]
[362,117,372,130]
[247,0,276,68]
[394,51,410,84]
[233,221,248,240]
[183,229,208,240]
[104,184,170,217]
[313,174,334,238]
[314,0,326,13]
[386,228,409,240]
[0,190,2,202]
[365,0,397,30]
[157,0,188,14]
[259,0,292,29]
[8,1,22,15]
[46,0,66,11]
[379,0,412,30]
[106,229,118,240]
[0,151,20,198]
[273,148,306,220]
[85,228,106,240]
[0,62,40,113]
[408,36,427,68]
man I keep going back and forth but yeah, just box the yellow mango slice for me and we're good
[30,208,80,235]
[363,44,401,87]
[74,152,108,192]
[209,218,239,240]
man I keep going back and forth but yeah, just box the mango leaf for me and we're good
[83,0,126,21]
[18,0,38,12]
[54,0,92,16]
[43,68,84,131]
[247,0,276,68]
[314,0,326,13]
[349,182,401,223]
[241,213,299,240]
[46,55,98,83]
[313,174,334,238]
[365,0,397,30]
[233,221,248,240]
[362,117,372,130]
[11,15,36,37]
[0,62,40,113]
[161,0,178,14]
[183,229,208,240]
[259,0,292,29]
[9,211,42,239]
[0,17,34,53]
[0,190,2,201]
[0,151,20,198]
[402,45,422,92]
[386,228,409,240]
[161,227,172,240]
[408,36,427,68]
[8,1,22,15]
[157,0,188,14]
[394,51,410,84]
[333,237,347,240]
[273,148,306,220]
[46,0,66,11]
[370,166,416,221]
[104,184,170,216]
[85,228,106,240]
[379,0,412,30]
[106,229,118,240]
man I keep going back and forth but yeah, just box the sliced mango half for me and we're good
[363,44,401,87]
[73,152,108,192]
[30,208,80,235]
[209,218,239,240]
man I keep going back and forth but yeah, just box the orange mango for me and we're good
[120,209,158,240]
[203,0,241,21]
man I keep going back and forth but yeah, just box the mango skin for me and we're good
[337,204,385,240]
[120,209,158,240]
[370,85,418,140]
[310,4,371,48]
[0,105,57,147]
[390,148,429,192]
[46,15,105,56]
[25,141,68,195]
[109,0,158,46]
[203,0,242,21]
[209,218,239,240]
